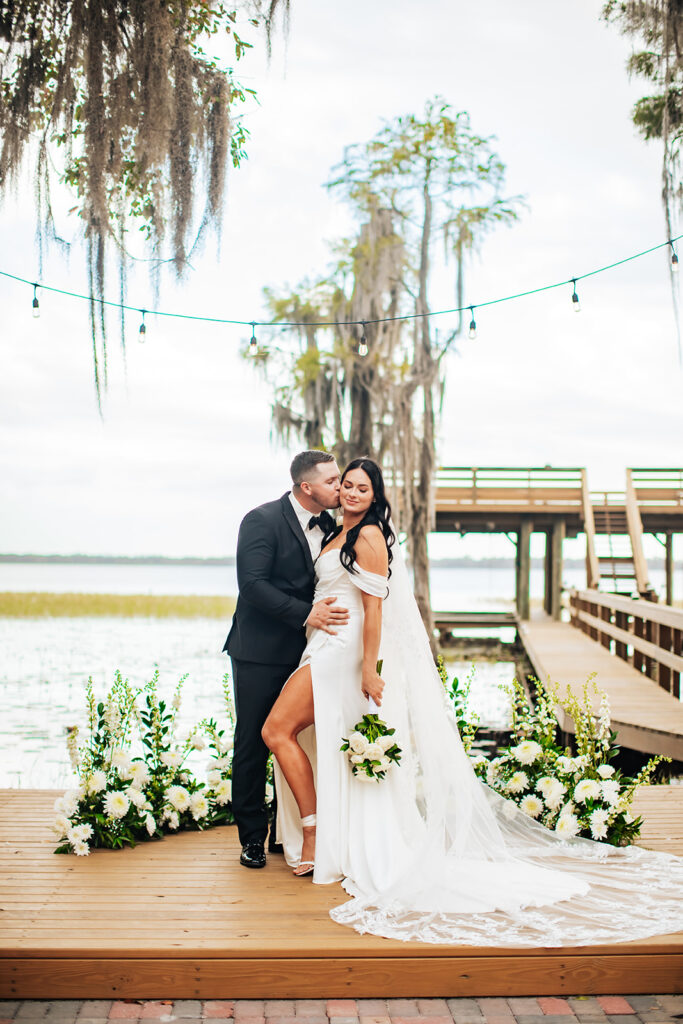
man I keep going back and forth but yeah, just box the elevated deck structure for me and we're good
[1,789,681,999]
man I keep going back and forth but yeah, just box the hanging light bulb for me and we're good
[571,279,580,312]
[249,322,258,356]
[138,310,147,342]
[358,321,368,357]
[670,242,679,272]
[32,284,40,319]
[468,306,477,340]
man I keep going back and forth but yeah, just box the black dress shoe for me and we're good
[240,841,266,869]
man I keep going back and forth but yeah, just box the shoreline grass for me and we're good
[0,592,236,618]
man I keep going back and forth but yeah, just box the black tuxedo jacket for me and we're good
[223,493,315,665]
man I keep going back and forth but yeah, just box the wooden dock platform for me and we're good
[520,617,683,760]
[1,789,682,999]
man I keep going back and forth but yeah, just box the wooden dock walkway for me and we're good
[519,617,683,761]
[1,789,681,999]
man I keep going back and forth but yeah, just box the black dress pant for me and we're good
[230,657,298,847]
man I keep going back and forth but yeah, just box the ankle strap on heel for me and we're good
[301,813,317,827]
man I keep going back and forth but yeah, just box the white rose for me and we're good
[597,764,616,779]
[377,734,395,752]
[350,753,365,764]
[365,742,383,761]
[348,732,368,755]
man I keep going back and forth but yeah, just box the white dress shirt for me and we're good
[289,491,326,561]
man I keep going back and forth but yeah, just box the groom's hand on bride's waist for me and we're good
[306,596,350,634]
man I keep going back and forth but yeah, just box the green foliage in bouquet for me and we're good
[341,659,402,782]
[456,671,669,846]
[53,670,236,855]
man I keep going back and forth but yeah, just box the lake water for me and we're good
[0,560,671,789]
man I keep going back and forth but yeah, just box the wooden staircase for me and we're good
[583,473,656,599]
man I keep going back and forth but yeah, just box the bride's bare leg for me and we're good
[262,665,316,874]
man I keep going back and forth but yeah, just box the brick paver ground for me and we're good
[0,997,680,1024]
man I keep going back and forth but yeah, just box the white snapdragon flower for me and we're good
[574,779,602,804]
[555,812,580,838]
[348,732,368,755]
[512,740,543,765]
[520,794,544,819]
[166,785,191,812]
[486,762,501,787]
[597,764,615,779]
[190,792,209,820]
[589,808,610,840]
[214,779,232,805]
[104,790,130,819]
[171,692,182,710]
[206,770,221,787]
[506,771,529,794]
[160,750,182,769]
[555,756,576,775]
[190,734,206,751]
[86,770,107,795]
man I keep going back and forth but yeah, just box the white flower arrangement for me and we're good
[341,661,402,782]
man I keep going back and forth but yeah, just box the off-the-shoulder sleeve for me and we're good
[348,565,389,598]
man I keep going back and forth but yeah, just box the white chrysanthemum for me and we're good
[129,762,150,787]
[72,840,90,856]
[512,740,543,765]
[574,779,602,804]
[520,794,544,819]
[52,814,71,839]
[86,770,107,795]
[160,750,182,769]
[206,770,221,787]
[166,785,191,812]
[536,776,554,796]
[544,779,567,810]
[128,787,146,809]
[55,789,81,817]
[365,742,383,761]
[67,822,94,843]
[348,732,368,755]
[104,790,130,819]
[589,807,610,840]
[506,771,529,794]
[190,734,206,751]
[555,812,580,838]
[597,764,616,779]
[189,792,209,820]
[600,779,621,805]
[555,755,576,775]
[214,779,232,805]
[145,813,156,836]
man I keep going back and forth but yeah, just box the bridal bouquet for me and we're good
[341,661,402,782]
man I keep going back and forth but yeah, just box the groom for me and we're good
[223,449,348,868]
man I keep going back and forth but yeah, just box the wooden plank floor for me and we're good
[520,618,683,760]
[1,789,682,998]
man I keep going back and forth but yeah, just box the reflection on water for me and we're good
[0,615,514,788]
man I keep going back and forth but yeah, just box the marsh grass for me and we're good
[0,592,236,618]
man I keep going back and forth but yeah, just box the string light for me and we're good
[358,322,368,357]
[138,310,146,342]
[249,322,258,355]
[32,283,40,319]
[4,233,682,335]
[468,306,477,340]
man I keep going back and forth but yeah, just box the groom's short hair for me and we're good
[290,450,335,486]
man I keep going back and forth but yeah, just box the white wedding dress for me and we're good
[273,543,683,946]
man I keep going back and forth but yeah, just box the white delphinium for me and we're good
[597,764,616,779]
[104,790,130,819]
[520,794,544,819]
[597,693,611,741]
[348,732,368,755]
[66,726,80,772]
[128,762,150,788]
[103,698,121,735]
[86,770,107,795]
[589,807,610,840]
[217,738,233,755]
[555,755,576,775]
[206,770,221,787]
[600,779,621,806]
[486,761,501,787]
[214,779,232,805]
[171,691,182,711]
[555,812,580,838]
[511,740,543,765]
[160,750,182,769]
[190,734,206,751]
[574,779,602,804]
[506,771,529,794]
[166,785,191,812]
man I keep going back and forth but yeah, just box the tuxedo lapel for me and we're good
[280,492,314,575]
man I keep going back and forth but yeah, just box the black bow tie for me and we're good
[308,511,334,532]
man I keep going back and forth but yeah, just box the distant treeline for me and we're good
[1,553,679,570]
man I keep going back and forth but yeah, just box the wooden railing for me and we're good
[625,470,651,594]
[436,466,585,512]
[629,467,683,513]
[581,469,599,589]
[569,589,683,698]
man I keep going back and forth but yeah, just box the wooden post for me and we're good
[665,532,674,606]
[550,518,566,621]
[543,530,552,615]
[516,518,532,620]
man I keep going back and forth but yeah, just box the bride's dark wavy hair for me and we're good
[323,456,395,578]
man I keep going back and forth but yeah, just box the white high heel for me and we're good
[294,813,316,876]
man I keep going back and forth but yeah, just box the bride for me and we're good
[262,457,683,946]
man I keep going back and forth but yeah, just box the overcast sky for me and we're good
[1,0,682,561]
